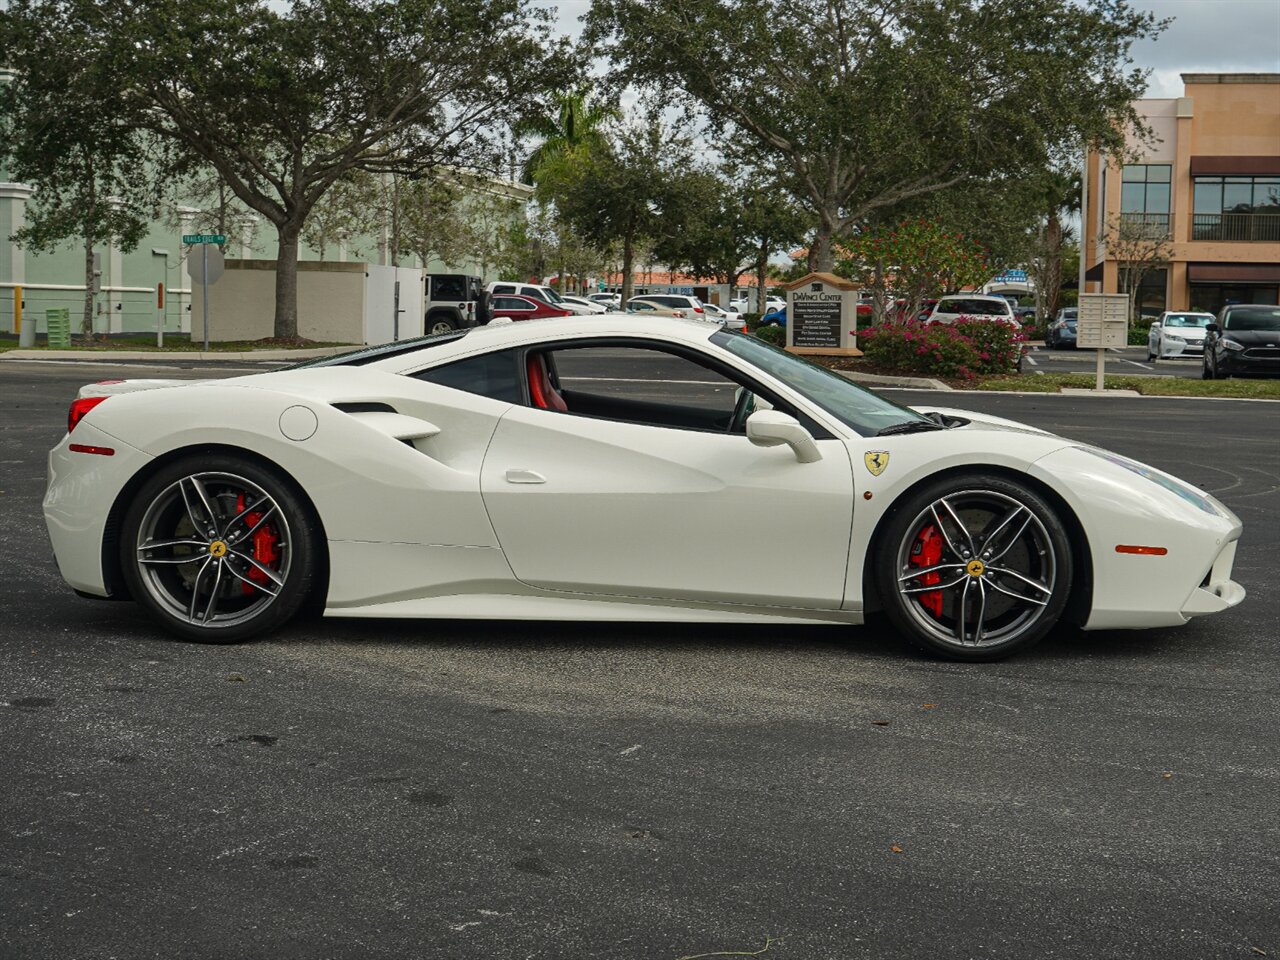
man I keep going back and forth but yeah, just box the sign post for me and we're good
[183,234,226,350]
[1077,292,1129,392]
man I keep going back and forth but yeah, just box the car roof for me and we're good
[366,314,722,372]
[938,294,1008,303]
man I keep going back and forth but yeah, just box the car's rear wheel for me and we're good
[874,475,1073,662]
[120,456,318,643]
[428,314,457,335]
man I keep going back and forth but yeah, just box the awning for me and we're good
[1187,263,1280,284]
[1189,156,1280,176]
[1084,262,1104,282]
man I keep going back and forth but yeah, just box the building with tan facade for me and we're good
[1082,73,1280,317]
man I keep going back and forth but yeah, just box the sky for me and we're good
[536,0,1280,100]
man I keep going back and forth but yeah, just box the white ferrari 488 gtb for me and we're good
[45,315,1245,661]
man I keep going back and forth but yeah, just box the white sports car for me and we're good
[44,315,1245,661]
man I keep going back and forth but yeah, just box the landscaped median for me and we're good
[973,373,1280,399]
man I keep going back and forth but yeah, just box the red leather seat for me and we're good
[526,354,568,412]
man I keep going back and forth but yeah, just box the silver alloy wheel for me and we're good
[429,318,456,335]
[133,471,292,629]
[894,489,1057,650]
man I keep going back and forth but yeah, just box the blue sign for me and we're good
[992,269,1028,283]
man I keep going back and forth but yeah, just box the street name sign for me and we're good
[183,234,226,245]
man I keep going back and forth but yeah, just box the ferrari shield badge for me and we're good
[864,451,890,476]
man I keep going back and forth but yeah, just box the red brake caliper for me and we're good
[235,493,279,595]
[909,523,945,619]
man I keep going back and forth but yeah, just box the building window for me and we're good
[1192,177,1280,240]
[1121,267,1168,319]
[1120,164,1170,235]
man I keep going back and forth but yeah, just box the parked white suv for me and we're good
[486,281,595,315]
[927,295,1017,324]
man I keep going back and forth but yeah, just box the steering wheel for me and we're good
[728,387,755,433]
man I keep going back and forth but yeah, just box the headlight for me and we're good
[1081,446,1229,518]
[1165,333,1185,343]
[1222,339,1245,352]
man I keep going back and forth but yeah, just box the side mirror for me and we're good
[1150,321,1160,330]
[746,410,822,463]
[1206,322,1219,334]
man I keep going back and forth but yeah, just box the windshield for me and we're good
[1222,306,1280,332]
[712,331,929,435]
[540,287,566,305]
[1163,313,1213,328]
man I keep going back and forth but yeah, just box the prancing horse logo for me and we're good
[864,451,889,476]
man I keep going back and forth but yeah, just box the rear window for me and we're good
[431,276,468,301]
[937,298,1011,316]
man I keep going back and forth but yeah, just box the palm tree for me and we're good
[1032,170,1082,322]
[515,88,619,188]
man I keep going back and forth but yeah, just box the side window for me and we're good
[492,284,515,295]
[493,296,530,311]
[414,349,521,403]
[537,344,748,433]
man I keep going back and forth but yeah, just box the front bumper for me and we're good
[1220,348,1280,377]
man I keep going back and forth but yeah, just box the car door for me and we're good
[478,341,855,609]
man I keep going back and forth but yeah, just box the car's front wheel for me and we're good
[120,455,319,643]
[874,474,1073,661]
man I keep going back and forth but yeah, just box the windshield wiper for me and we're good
[876,419,948,436]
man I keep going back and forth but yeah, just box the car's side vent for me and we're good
[333,401,397,414]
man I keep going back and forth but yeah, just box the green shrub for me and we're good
[861,318,1025,380]
[1129,315,1155,345]
[753,323,785,346]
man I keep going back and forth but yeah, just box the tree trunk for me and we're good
[755,238,769,313]
[82,234,95,339]
[813,225,835,273]
[871,257,887,324]
[1043,217,1063,320]
[273,221,301,340]
[620,233,635,304]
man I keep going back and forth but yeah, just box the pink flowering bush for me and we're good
[861,316,1025,379]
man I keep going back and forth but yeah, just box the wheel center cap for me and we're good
[208,540,228,558]
[966,559,985,577]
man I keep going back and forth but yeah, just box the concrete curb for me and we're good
[837,370,952,391]
[0,346,355,362]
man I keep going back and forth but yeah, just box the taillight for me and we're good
[68,396,109,433]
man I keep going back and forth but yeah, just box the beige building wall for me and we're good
[192,261,367,343]
[1083,73,1280,315]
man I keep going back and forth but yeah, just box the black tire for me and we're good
[427,314,458,336]
[119,455,319,643]
[873,473,1073,662]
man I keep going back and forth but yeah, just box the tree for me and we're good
[1104,213,1173,322]
[656,169,807,311]
[516,88,619,189]
[0,8,162,338]
[300,170,383,262]
[586,0,1163,272]
[2,0,572,339]
[839,219,990,323]
[546,112,695,303]
[1026,170,1082,323]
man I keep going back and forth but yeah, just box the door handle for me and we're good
[505,469,546,484]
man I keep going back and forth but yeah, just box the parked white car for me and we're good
[927,295,1017,324]
[486,281,594,315]
[634,294,709,319]
[559,294,608,315]
[730,295,785,315]
[1147,311,1215,360]
[701,303,745,330]
[587,292,622,309]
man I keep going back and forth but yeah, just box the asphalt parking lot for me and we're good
[1024,343,1207,378]
[2,360,1278,959]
